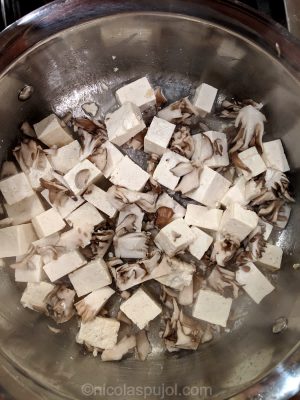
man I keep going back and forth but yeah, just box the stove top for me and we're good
[0,0,288,29]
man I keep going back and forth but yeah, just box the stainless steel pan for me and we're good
[1,1,300,399]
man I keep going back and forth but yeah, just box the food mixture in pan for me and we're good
[0,77,293,360]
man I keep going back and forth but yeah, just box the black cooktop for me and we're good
[0,0,288,29]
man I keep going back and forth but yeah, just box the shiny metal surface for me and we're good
[1,1,300,399]
[284,0,300,39]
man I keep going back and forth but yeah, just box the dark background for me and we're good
[0,0,288,30]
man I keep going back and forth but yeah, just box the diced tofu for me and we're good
[75,287,115,318]
[0,172,34,205]
[116,77,156,111]
[69,258,112,297]
[47,140,81,174]
[110,156,149,191]
[76,317,120,349]
[83,184,117,218]
[155,257,195,290]
[192,289,232,327]
[256,243,283,271]
[57,227,92,250]
[4,194,45,225]
[32,233,60,249]
[152,150,190,190]
[21,282,55,312]
[189,227,213,260]
[192,83,218,117]
[236,262,274,304]
[41,189,84,218]
[117,204,144,232]
[192,131,229,168]
[66,202,104,228]
[0,223,37,258]
[144,117,176,155]
[154,218,195,257]
[262,139,290,172]
[105,102,146,146]
[43,250,86,281]
[184,204,223,231]
[220,203,258,241]
[101,141,124,178]
[15,255,44,283]
[32,208,66,238]
[155,192,186,219]
[221,176,247,207]
[186,166,231,208]
[259,219,273,240]
[64,159,102,196]
[120,287,162,329]
[238,147,267,180]
[34,114,73,147]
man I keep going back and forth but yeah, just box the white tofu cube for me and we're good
[120,288,162,329]
[192,83,218,117]
[21,282,55,312]
[154,218,195,257]
[189,227,213,260]
[75,287,115,318]
[186,166,231,208]
[220,203,258,242]
[66,202,104,228]
[110,156,149,191]
[105,102,146,146]
[77,317,120,349]
[83,184,117,218]
[0,223,37,258]
[155,192,186,219]
[256,243,283,271]
[117,204,144,232]
[101,141,124,178]
[116,77,156,111]
[236,262,274,304]
[41,189,84,219]
[4,194,45,225]
[0,172,34,205]
[152,150,190,190]
[144,117,176,155]
[221,176,247,207]
[262,139,290,172]
[32,208,66,238]
[69,258,112,297]
[47,140,81,174]
[238,147,267,180]
[185,204,223,231]
[192,289,232,327]
[34,114,73,147]
[192,131,229,168]
[64,159,102,195]
[15,255,44,283]
[43,250,86,281]
[26,158,53,191]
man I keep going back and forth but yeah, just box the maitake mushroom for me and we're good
[170,126,195,159]
[40,177,74,207]
[136,330,152,361]
[162,299,203,352]
[78,130,108,171]
[81,229,114,260]
[147,153,161,193]
[45,285,75,323]
[170,160,202,194]
[211,234,240,267]
[220,98,263,119]
[230,105,266,154]
[107,186,158,213]
[245,223,267,260]
[157,97,198,124]
[13,139,49,173]
[207,267,239,298]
